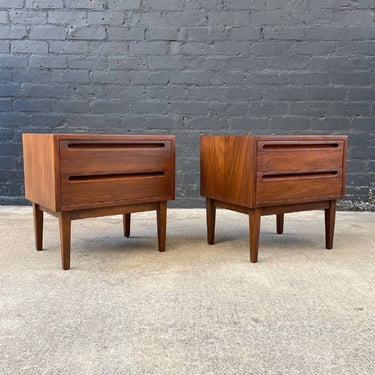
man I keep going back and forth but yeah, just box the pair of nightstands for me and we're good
[23,134,347,269]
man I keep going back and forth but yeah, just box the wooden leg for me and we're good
[33,203,44,251]
[123,213,131,237]
[206,198,216,245]
[59,212,72,270]
[325,200,336,249]
[276,213,284,234]
[249,209,261,263]
[157,201,167,252]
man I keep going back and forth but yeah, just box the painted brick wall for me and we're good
[0,0,374,209]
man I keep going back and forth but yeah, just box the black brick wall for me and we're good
[0,0,374,209]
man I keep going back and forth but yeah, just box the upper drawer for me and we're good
[59,139,173,178]
[257,140,344,172]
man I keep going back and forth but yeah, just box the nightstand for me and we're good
[200,135,348,262]
[23,133,175,269]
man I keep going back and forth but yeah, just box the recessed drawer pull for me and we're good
[262,143,339,151]
[67,142,165,150]
[68,171,165,182]
[261,170,339,181]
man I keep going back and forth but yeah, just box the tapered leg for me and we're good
[249,209,261,263]
[157,201,167,252]
[276,213,284,234]
[206,198,216,245]
[325,200,336,249]
[59,212,72,270]
[33,203,44,250]
[123,213,131,237]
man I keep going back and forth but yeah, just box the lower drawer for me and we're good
[255,169,343,205]
[60,174,172,208]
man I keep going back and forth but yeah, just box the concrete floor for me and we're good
[0,206,374,374]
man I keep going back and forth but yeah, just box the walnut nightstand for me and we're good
[200,135,348,263]
[23,133,175,270]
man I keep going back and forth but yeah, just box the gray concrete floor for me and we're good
[0,206,374,374]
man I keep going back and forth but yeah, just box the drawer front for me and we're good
[60,139,172,175]
[59,139,173,206]
[257,140,344,172]
[255,169,344,205]
[60,176,172,207]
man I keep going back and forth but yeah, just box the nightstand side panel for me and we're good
[223,136,256,207]
[200,136,226,202]
[22,134,59,211]
[200,136,257,208]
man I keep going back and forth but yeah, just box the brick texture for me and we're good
[0,1,374,209]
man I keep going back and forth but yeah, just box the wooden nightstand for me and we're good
[200,135,348,262]
[23,133,175,269]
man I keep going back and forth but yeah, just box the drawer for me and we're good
[257,140,344,172]
[59,139,172,177]
[256,169,343,205]
[59,139,173,207]
[61,173,172,207]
